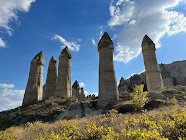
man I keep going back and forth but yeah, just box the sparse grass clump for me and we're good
[0,105,185,140]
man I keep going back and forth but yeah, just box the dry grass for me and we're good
[0,105,185,140]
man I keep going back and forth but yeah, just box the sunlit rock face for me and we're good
[98,32,119,107]
[142,35,164,91]
[23,51,45,105]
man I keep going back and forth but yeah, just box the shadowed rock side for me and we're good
[56,47,72,98]
[72,80,81,100]
[98,32,119,107]
[80,88,85,101]
[142,35,164,91]
[23,51,45,105]
[43,56,57,99]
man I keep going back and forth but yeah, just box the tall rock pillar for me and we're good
[43,56,57,99]
[22,51,45,105]
[142,35,164,91]
[72,80,81,100]
[56,46,72,98]
[98,32,119,107]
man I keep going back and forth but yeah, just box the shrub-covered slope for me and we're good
[0,105,185,140]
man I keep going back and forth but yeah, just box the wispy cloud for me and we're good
[91,38,96,46]
[79,82,86,87]
[0,83,14,89]
[0,0,35,36]
[0,83,24,111]
[53,35,80,51]
[0,38,6,48]
[109,0,186,63]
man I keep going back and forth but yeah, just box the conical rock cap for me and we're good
[31,51,45,66]
[98,32,114,51]
[60,46,72,59]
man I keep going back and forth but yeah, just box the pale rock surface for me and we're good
[72,80,81,100]
[22,51,45,105]
[142,35,164,91]
[43,56,57,99]
[56,47,72,98]
[98,32,119,107]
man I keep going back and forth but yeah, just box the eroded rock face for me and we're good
[23,51,45,105]
[118,77,129,92]
[98,32,119,107]
[56,47,72,98]
[43,56,57,99]
[119,60,186,92]
[142,35,164,91]
[72,80,81,100]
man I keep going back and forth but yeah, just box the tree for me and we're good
[131,84,148,111]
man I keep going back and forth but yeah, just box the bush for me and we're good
[167,96,178,105]
[182,90,186,99]
[0,116,16,130]
[130,84,148,111]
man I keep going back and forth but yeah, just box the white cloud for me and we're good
[53,35,80,51]
[84,90,98,97]
[0,83,14,89]
[91,38,96,46]
[0,84,24,111]
[79,82,86,87]
[0,0,35,35]
[0,38,6,48]
[109,0,186,63]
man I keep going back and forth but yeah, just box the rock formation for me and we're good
[43,56,57,99]
[142,35,164,91]
[98,32,119,107]
[72,80,81,100]
[119,60,186,92]
[80,88,85,101]
[56,47,72,98]
[22,51,45,105]
[118,77,129,92]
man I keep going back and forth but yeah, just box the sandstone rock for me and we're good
[98,32,119,107]
[118,77,129,92]
[56,47,72,98]
[80,87,85,101]
[22,51,45,105]
[72,80,81,100]
[43,56,57,99]
[142,35,164,91]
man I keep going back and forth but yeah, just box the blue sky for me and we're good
[0,0,186,111]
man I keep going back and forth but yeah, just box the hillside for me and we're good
[0,105,185,140]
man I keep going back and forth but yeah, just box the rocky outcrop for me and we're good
[98,32,119,107]
[56,47,72,98]
[23,51,45,105]
[119,60,186,92]
[142,35,164,91]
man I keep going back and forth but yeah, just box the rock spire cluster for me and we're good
[23,32,170,107]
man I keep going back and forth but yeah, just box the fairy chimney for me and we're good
[56,47,72,98]
[142,35,164,91]
[43,56,57,99]
[22,51,45,105]
[98,32,119,107]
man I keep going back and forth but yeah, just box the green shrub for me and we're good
[182,90,186,99]
[130,84,148,111]
[0,116,16,130]
[167,96,178,105]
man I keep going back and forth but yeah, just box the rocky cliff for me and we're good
[119,60,186,92]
